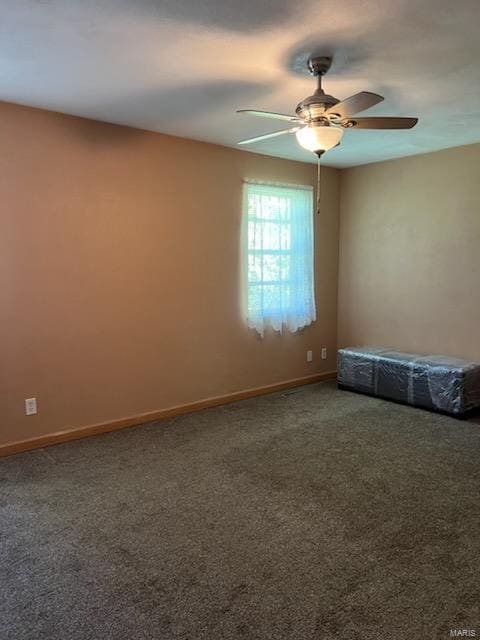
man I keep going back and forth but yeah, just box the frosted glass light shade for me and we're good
[296,124,343,153]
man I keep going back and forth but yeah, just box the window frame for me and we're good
[242,179,316,335]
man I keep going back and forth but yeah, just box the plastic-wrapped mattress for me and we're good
[337,347,480,416]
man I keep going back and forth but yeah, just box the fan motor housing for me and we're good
[295,90,340,122]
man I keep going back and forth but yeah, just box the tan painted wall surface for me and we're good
[0,101,340,446]
[338,143,480,360]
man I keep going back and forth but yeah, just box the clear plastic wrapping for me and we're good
[337,347,480,416]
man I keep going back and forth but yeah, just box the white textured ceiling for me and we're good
[1,0,480,167]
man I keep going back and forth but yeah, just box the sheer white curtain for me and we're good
[242,181,316,337]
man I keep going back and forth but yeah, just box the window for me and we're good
[242,181,316,337]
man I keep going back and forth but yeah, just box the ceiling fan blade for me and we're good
[342,116,418,129]
[237,127,300,145]
[326,91,384,118]
[236,109,299,122]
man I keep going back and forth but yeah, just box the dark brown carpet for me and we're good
[1,381,479,639]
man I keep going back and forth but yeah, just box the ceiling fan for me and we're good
[236,56,418,157]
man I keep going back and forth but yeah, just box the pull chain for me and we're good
[316,155,321,215]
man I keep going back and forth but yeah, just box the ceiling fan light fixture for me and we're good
[295,123,343,155]
[236,55,418,152]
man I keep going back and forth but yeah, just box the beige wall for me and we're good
[0,101,340,447]
[338,143,480,360]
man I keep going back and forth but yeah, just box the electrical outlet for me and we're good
[307,350,313,362]
[321,347,328,360]
[25,397,37,416]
